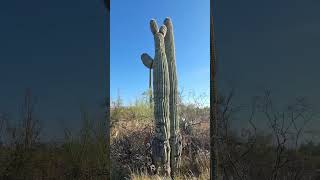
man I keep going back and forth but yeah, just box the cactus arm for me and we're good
[141,53,154,69]
[159,25,167,36]
[150,19,159,35]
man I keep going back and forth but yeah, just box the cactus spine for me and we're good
[164,17,182,177]
[140,18,181,177]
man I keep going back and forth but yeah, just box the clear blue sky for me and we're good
[110,0,210,105]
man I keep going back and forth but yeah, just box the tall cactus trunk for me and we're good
[164,17,182,177]
[150,20,171,176]
[140,18,182,177]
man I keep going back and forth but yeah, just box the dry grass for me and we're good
[110,93,210,179]
[130,169,209,180]
[3,91,320,179]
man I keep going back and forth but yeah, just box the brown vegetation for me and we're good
[1,90,320,179]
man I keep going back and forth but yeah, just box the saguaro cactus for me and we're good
[164,17,182,176]
[141,19,171,176]
[140,18,182,177]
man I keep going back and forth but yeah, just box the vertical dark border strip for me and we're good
[210,0,219,179]
[104,0,110,179]
[105,0,110,11]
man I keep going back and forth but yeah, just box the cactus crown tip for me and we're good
[164,17,172,24]
[141,53,146,58]
[159,25,167,36]
[150,19,158,35]
[150,19,157,25]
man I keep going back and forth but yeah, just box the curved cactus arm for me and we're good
[141,53,154,107]
[150,19,159,35]
[159,25,167,36]
[141,53,154,69]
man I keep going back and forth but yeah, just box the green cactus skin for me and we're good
[164,17,182,177]
[142,19,171,176]
[141,53,153,107]
[141,53,153,69]
[140,18,182,177]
